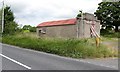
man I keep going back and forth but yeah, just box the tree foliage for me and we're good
[76,10,82,19]
[22,25,36,32]
[94,2,120,32]
[23,25,31,30]
[29,27,36,32]
[0,9,1,18]
[4,6,18,34]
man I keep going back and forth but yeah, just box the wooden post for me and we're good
[95,37,100,48]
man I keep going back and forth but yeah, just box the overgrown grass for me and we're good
[2,33,118,58]
[101,31,120,38]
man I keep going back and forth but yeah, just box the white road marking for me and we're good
[0,53,31,70]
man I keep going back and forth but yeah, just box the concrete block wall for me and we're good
[83,20,91,38]
[95,20,100,36]
[83,13,96,20]
[37,25,77,38]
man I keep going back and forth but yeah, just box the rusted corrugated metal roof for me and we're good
[37,18,76,27]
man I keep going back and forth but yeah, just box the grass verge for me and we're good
[2,33,118,58]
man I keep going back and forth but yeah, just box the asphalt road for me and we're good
[1,44,118,70]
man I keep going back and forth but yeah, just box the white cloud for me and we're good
[2,0,102,26]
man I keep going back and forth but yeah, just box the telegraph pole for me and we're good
[2,0,4,33]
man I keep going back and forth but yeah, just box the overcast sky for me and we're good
[1,0,102,27]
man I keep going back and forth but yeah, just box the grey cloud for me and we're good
[54,13,76,19]
[11,4,27,14]
[16,8,55,21]
[6,1,28,14]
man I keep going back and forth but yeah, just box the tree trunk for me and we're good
[115,25,119,32]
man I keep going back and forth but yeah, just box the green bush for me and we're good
[2,34,118,58]
[100,28,120,38]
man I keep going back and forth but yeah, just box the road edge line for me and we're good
[0,53,31,70]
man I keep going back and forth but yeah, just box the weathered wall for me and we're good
[37,25,77,38]
[76,13,100,38]
[95,20,100,36]
[76,19,84,38]
[83,13,96,20]
[83,20,91,38]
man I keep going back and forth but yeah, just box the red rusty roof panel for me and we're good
[37,18,76,27]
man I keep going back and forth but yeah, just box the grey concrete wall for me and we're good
[76,19,91,38]
[76,13,100,38]
[76,19,84,38]
[83,20,91,38]
[37,25,77,38]
[83,13,96,20]
[95,20,100,36]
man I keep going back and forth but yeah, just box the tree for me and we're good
[76,10,83,19]
[22,25,36,32]
[29,27,36,32]
[4,6,18,34]
[23,25,32,30]
[94,2,120,32]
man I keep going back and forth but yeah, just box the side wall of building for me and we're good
[95,20,100,36]
[37,25,77,38]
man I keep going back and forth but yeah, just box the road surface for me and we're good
[0,43,118,70]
